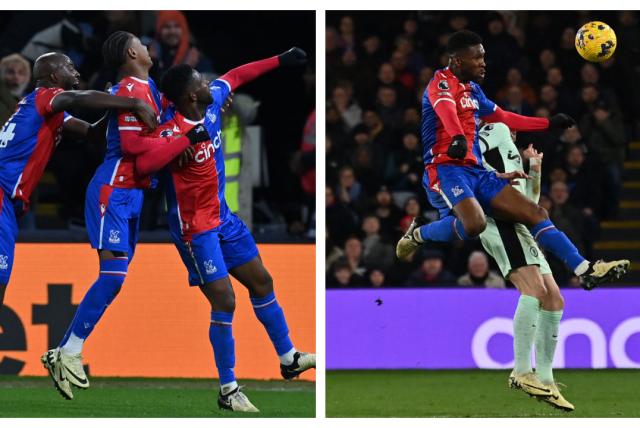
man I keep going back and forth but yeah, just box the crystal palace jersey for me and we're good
[92,76,166,189]
[421,67,497,168]
[0,87,70,205]
[161,78,232,240]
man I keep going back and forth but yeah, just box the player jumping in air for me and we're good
[137,48,315,412]
[0,52,158,309]
[396,30,628,292]
[479,122,573,411]
[42,32,210,400]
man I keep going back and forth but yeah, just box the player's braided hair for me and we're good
[446,30,483,55]
[102,31,134,70]
[160,64,194,103]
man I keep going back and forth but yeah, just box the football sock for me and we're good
[415,216,468,242]
[59,258,128,351]
[250,292,294,361]
[220,381,238,395]
[279,347,297,366]
[530,220,586,272]
[60,333,84,356]
[210,311,236,385]
[535,309,563,384]
[513,295,540,374]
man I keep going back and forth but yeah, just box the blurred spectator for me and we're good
[405,249,456,286]
[496,67,537,106]
[399,197,422,233]
[0,53,30,123]
[371,186,402,239]
[482,12,521,93]
[361,215,395,271]
[457,251,506,288]
[326,259,366,288]
[149,11,213,80]
[579,98,626,218]
[367,269,386,288]
[330,84,362,132]
[326,185,359,247]
[342,236,367,277]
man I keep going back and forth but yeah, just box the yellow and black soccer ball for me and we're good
[575,21,617,62]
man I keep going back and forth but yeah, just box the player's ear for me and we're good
[127,46,137,60]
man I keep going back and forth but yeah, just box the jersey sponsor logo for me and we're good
[0,254,8,270]
[204,260,217,275]
[213,129,223,150]
[460,96,479,110]
[194,141,216,163]
[0,122,16,148]
[451,186,464,197]
[438,80,449,90]
[206,111,217,124]
[108,230,121,244]
[123,115,138,123]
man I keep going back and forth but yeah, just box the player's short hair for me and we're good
[102,31,134,70]
[160,64,195,103]
[446,30,483,55]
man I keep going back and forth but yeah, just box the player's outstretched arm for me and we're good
[482,107,575,132]
[51,90,158,130]
[219,47,307,91]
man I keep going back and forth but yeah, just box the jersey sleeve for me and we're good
[35,87,65,116]
[427,76,465,137]
[474,85,497,117]
[427,76,456,111]
[114,84,148,133]
[209,79,231,108]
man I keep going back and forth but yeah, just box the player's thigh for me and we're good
[0,191,18,287]
[189,229,230,286]
[489,184,546,226]
[475,169,509,215]
[229,256,273,297]
[85,183,135,254]
[219,214,260,272]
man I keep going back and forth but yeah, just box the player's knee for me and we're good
[463,216,487,238]
[532,205,549,223]
[256,271,274,296]
[219,292,236,313]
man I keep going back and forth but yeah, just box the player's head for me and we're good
[32,52,80,90]
[102,31,153,71]
[447,30,485,83]
[161,64,212,107]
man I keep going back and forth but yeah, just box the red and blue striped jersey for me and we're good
[0,87,71,205]
[92,76,166,188]
[161,78,231,240]
[421,67,497,168]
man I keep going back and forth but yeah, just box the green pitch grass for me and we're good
[0,377,314,417]
[327,369,640,417]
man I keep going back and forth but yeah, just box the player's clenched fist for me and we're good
[447,134,468,159]
[278,47,307,67]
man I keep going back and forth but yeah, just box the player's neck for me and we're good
[35,80,58,89]
[178,103,204,122]
[118,63,149,82]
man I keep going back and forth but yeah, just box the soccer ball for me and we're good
[575,21,617,62]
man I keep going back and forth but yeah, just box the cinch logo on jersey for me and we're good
[194,141,216,163]
[460,96,479,110]
[108,230,120,244]
[0,254,8,270]
[204,260,217,275]
[452,186,464,197]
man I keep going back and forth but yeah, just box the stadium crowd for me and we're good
[0,11,315,241]
[326,11,640,288]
